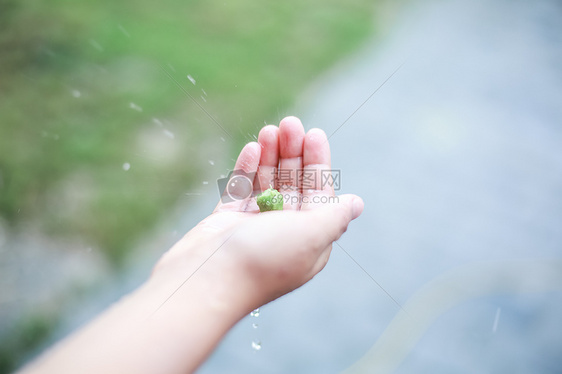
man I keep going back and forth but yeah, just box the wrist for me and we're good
[145,246,260,327]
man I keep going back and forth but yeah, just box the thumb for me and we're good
[305,194,364,245]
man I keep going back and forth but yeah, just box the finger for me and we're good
[278,116,305,210]
[240,194,363,255]
[214,142,261,213]
[301,128,333,211]
[304,194,364,249]
[254,125,279,194]
[304,195,364,276]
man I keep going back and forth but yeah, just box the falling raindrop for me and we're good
[202,181,209,185]
[122,162,131,171]
[153,118,163,127]
[200,96,207,102]
[492,307,501,333]
[129,102,143,112]
[118,24,130,38]
[201,89,207,96]
[187,74,196,85]
[89,39,104,52]
[163,129,175,139]
[250,308,260,317]
[208,160,215,166]
[251,341,262,351]
[71,89,81,98]
[252,323,258,329]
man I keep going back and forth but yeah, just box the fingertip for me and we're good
[279,116,305,159]
[258,125,279,139]
[279,116,305,137]
[303,127,331,167]
[279,116,303,128]
[351,197,364,220]
[305,127,328,141]
[235,142,261,173]
[337,194,364,221]
[258,126,279,155]
[244,141,261,156]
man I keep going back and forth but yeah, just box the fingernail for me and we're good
[351,197,364,220]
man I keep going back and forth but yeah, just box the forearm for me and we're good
[20,254,257,374]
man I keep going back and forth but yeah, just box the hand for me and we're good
[152,116,364,308]
[20,117,364,374]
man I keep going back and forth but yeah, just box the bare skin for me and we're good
[20,116,364,374]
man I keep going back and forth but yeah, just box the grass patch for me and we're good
[0,0,379,265]
[0,312,58,373]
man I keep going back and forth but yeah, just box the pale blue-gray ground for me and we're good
[200,0,562,372]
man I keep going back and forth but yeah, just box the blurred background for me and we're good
[2,0,562,373]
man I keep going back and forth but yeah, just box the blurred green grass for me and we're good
[0,0,379,265]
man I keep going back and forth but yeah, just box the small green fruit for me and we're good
[256,188,284,212]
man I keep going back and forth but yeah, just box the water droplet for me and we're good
[250,308,260,317]
[122,162,131,171]
[202,181,209,185]
[153,118,163,127]
[163,129,175,139]
[201,89,207,96]
[208,160,215,166]
[89,39,104,52]
[220,137,226,142]
[251,341,261,351]
[71,89,81,98]
[129,102,143,112]
[118,24,130,38]
[187,74,196,85]
[252,323,258,329]
[492,307,501,333]
[200,96,207,102]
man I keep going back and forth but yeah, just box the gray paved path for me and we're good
[200,0,562,372]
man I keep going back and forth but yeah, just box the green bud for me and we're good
[256,188,284,212]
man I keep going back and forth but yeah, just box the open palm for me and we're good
[154,117,363,308]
